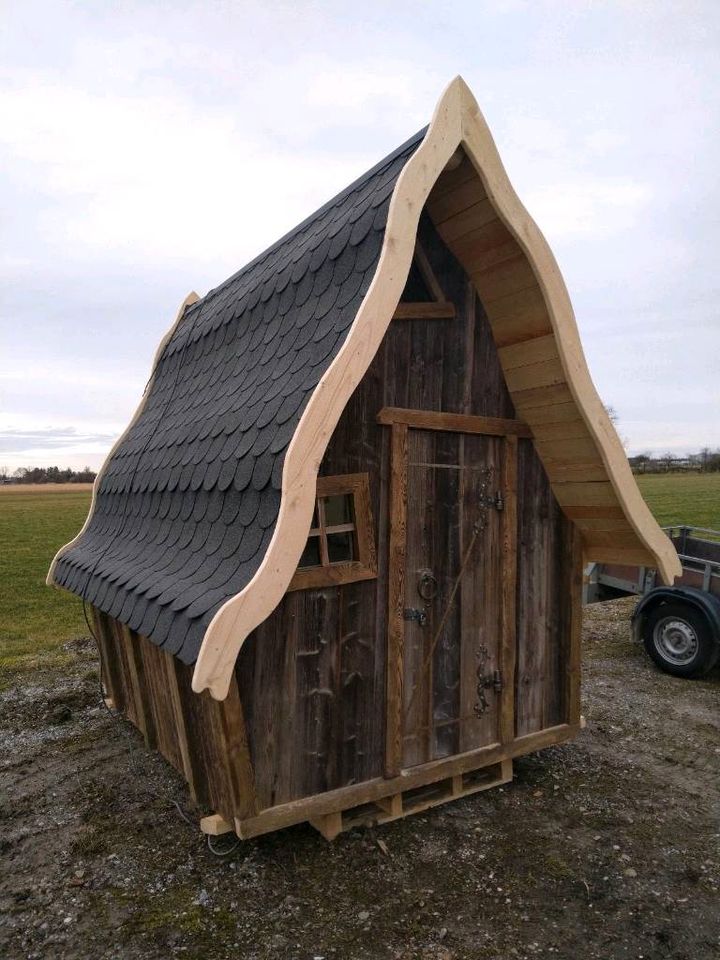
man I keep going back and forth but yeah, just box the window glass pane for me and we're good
[310,504,319,529]
[327,531,354,564]
[323,494,352,526]
[299,536,322,568]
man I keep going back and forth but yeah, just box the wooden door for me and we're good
[384,417,518,775]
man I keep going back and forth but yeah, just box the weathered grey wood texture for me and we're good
[89,211,579,827]
[235,213,576,808]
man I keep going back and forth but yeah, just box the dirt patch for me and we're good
[1,599,719,959]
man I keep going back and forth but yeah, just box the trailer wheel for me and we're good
[642,603,719,678]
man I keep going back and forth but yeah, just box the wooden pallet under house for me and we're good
[48,77,680,842]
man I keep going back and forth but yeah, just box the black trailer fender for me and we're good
[631,585,720,645]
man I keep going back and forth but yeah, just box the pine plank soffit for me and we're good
[191,76,680,699]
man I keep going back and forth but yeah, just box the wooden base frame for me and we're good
[309,760,512,841]
[199,761,512,841]
[199,723,578,842]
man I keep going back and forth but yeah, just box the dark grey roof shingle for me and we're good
[53,128,425,663]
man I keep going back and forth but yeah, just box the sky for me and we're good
[1,0,719,472]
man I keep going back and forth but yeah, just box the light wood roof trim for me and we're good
[47,291,200,588]
[450,82,679,586]
[192,76,679,700]
[193,80,466,699]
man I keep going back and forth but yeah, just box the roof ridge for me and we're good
[184,126,428,316]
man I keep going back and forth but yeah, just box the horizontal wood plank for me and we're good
[583,530,651,548]
[522,401,582,426]
[427,174,488,223]
[574,518,636,532]
[552,481,618,508]
[470,254,538,304]
[236,723,580,839]
[534,437,600,461]
[561,504,627,520]
[512,382,575,410]
[435,198,498,242]
[543,462,610,483]
[530,417,590,441]
[377,407,532,438]
[456,235,520,276]
[393,301,456,320]
[504,357,567,393]
[585,546,657,566]
[499,333,559,370]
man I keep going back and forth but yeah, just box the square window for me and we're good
[289,473,377,591]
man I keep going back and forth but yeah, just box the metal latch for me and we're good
[478,491,504,511]
[403,608,427,626]
[479,669,503,693]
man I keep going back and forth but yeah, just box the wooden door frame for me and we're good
[378,406,522,778]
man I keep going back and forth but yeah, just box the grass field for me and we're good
[1,473,718,683]
[0,484,92,681]
[636,472,720,529]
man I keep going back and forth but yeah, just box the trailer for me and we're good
[585,525,720,678]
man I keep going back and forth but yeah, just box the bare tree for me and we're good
[604,404,628,450]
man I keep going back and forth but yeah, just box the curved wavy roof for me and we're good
[49,130,424,662]
[50,77,680,699]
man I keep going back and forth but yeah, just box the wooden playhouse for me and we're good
[48,77,679,841]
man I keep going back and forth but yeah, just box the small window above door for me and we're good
[290,473,377,591]
[395,240,456,320]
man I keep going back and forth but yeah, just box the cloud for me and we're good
[526,177,651,238]
[1,0,718,471]
[0,426,116,453]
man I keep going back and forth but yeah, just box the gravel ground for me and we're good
[1,598,718,960]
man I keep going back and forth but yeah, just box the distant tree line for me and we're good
[1,465,97,484]
[630,449,720,474]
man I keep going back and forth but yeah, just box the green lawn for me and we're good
[0,485,92,680]
[636,473,720,530]
[1,472,718,684]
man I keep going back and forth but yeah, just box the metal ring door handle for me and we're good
[417,571,438,601]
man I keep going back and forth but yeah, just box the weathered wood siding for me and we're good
[514,440,575,736]
[236,213,577,806]
[90,611,256,825]
[90,211,579,819]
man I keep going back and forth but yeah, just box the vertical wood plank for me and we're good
[164,653,199,803]
[120,626,156,749]
[139,634,183,773]
[429,430,462,761]
[91,607,124,710]
[216,675,258,820]
[566,524,584,725]
[499,435,518,744]
[462,283,476,414]
[457,434,503,753]
[385,421,408,777]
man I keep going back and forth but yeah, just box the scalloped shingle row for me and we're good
[53,129,425,663]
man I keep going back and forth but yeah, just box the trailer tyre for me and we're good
[643,603,719,678]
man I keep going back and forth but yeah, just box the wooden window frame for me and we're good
[288,473,377,591]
